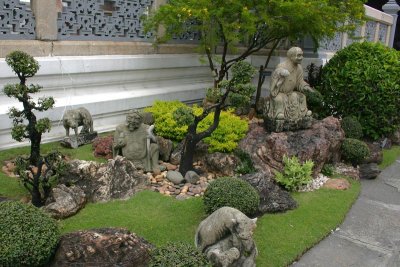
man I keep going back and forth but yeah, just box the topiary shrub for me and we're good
[341,138,370,166]
[274,155,314,191]
[341,116,363,140]
[321,163,335,177]
[0,201,60,267]
[318,42,400,140]
[203,177,259,216]
[149,242,211,267]
[145,101,248,153]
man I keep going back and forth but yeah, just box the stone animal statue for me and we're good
[63,107,94,137]
[195,207,258,267]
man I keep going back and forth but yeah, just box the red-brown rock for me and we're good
[323,178,351,190]
[92,135,114,159]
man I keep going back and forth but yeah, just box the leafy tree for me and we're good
[145,0,366,106]
[144,0,365,174]
[3,51,64,207]
[4,51,55,166]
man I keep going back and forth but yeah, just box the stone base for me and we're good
[61,132,98,148]
[264,116,313,132]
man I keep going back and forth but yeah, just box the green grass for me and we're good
[379,145,400,169]
[7,140,400,266]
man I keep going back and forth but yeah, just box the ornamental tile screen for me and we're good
[378,23,388,44]
[0,0,35,39]
[57,0,154,41]
[365,21,377,42]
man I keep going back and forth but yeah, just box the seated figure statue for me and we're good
[113,110,160,173]
[262,47,314,132]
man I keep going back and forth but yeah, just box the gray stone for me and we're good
[60,132,98,149]
[157,136,173,162]
[166,170,184,185]
[363,142,383,164]
[185,170,200,184]
[59,156,148,203]
[49,228,153,267]
[389,129,400,145]
[43,184,86,219]
[195,207,258,267]
[360,163,381,180]
[240,172,297,214]
[205,152,238,177]
[141,112,155,125]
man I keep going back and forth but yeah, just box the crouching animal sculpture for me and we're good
[195,207,258,267]
[63,107,94,137]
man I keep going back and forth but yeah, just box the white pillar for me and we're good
[383,0,400,48]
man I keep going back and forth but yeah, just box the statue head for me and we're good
[126,110,143,131]
[287,47,303,65]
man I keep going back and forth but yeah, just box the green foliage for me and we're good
[321,163,335,177]
[146,101,248,153]
[341,138,370,166]
[5,50,39,78]
[149,242,211,267]
[0,201,59,267]
[341,116,363,140]
[275,155,314,191]
[306,63,323,88]
[203,177,260,216]
[318,42,400,140]
[235,149,256,175]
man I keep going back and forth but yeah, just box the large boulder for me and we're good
[59,156,148,202]
[204,152,238,177]
[49,228,153,267]
[239,172,297,214]
[43,184,86,219]
[239,117,344,176]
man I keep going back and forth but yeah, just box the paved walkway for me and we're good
[292,157,400,267]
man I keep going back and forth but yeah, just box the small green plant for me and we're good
[341,138,370,166]
[341,116,363,140]
[235,149,256,175]
[149,242,211,267]
[0,201,60,267]
[275,155,314,191]
[203,177,260,216]
[321,163,335,177]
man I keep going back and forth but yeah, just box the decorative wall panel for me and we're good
[320,32,342,51]
[365,21,377,42]
[378,23,388,44]
[0,0,35,39]
[57,0,153,41]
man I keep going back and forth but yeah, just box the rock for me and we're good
[323,178,351,190]
[359,163,381,180]
[170,142,183,165]
[240,172,297,214]
[239,117,344,176]
[141,112,155,125]
[363,142,383,164]
[92,135,114,159]
[43,184,86,219]
[377,137,392,149]
[61,132,98,149]
[166,170,184,185]
[157,136,173,162]
[389,129,400,145]
[334,163,360,180]
[185,170,200,184]
[204,152,238,177]
[49,228,153,267]
[59,156,148,202]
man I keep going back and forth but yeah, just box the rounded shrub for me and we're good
[318,41,400,140]
[149,242,211,267]
[0,201,60,267]
[341,138,370,166]
[341,116,363,140]
[203,177,259,216]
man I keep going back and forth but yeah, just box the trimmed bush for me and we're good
[341,116,363,140]
[203,177,259,216]
[274,155,314,191]
[149,242,211,267]
[341,138,370,166]
[321,163,335,177]
[145,101,248,153]
[0,201,60,267]
[318,42,400,140]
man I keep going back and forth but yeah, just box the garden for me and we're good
[2,0,400,266]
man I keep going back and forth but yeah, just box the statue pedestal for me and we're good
[61,132,98,148]
[264,116,313,132]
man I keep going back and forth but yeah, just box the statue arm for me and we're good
[296,67,314,92]
[113,126,126,157]
[269,68,284,97]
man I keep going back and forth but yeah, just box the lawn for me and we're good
[1,142,399,266]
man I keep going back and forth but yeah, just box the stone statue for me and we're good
[195,207,258,267]
[61,107,97,148]
[262,47,314,132]
[113,110,160,173]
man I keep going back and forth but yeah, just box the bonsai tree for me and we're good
[144,0,366,107]
[3,51,62,207]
